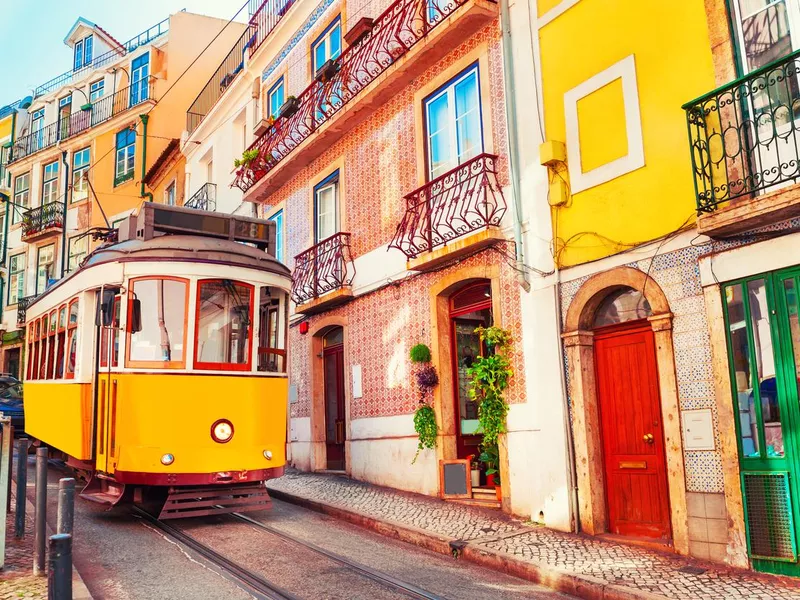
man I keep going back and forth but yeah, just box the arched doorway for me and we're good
[322,327,346,470]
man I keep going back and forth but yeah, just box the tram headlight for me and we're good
[263,450,273,460]
[211,419,234,443]
[161,453,175,466]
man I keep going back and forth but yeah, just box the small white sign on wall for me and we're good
[352,365,363,399]
[682,408,715,451]
[288,384,298,404]
[290,420,298,442]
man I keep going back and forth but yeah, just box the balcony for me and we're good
[684,50,800,237]
[185,183,217,211]
[186,0,296,134]
[21,203,64,242]
[16,295,37,327]
[233,0,498,201]
[11,81,154,163]
[291,232,355,315]
[389,153,506,270]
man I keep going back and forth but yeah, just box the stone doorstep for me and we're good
[267,486,800,600]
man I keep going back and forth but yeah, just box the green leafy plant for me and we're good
[479,443,500,484]
[412,403,437,464]
[409,343,432,364]
[234,148,260,168]
[468,326,513,447]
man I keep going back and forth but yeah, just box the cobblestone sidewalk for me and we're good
[268,470,800,600]
[0,492,46,600]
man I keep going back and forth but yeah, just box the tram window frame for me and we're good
[38,314,48,380]
[193,279,255,372]
[66,298,79,379]
[55,304,67,379]
[126,277,189,370]
[47,309,57,380]
[257,287,287,374]
[27,319,37,380]
[100,295,121,369]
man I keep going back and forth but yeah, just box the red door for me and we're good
[594,321,671,540]
[323,343,346,470]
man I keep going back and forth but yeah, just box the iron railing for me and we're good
[185,183,217,211]
[233,0,476,193]
[186,0,296,134]
[290,232,354,304]
[11,81,153,163]
[16,295,37,327]
[34,18,169,98]
[22,203,64,240]
[389,153,506,258]
[684,49,800,212]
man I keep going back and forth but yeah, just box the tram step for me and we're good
[159,483,272,519]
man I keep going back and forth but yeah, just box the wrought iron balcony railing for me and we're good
[389,153,506,259]
[233,0,475,194]
[185,183,217,211]
[16,295,37,326]
[22,202,64,240]
[290,232,355,305]
[186,0,296,134]
[11,81,153,163]
[34,18,169,98]
[684,49,800,212]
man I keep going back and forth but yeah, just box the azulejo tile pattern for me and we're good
[269,470,800,600]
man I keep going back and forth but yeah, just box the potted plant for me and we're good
[410,343,440,464]
[469,455,480,488]
[279,96,299,119]
[479,443,501,499]
[315,58,340,83]
[80,103,93,112]
[234,148,259,169]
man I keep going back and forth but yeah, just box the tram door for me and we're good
[96,295,120,475]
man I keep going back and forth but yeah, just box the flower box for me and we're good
[344,17,374,46]
[279,97,299,119]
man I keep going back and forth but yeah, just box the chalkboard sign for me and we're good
[439,459,472,499]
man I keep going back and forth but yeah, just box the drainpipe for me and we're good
[139,114,153,202]
[500,0,530,292]
[60,150,69,279]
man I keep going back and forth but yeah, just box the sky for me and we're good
[0,0,250,107]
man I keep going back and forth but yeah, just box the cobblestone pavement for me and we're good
[0,492,46,600]
[268,470,800,600]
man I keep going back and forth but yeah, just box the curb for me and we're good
[267,487,667,600]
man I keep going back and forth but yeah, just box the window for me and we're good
[115,129,135,186]
[268,78,285,119]
[55,304,67,379]
[312,18,342,75]
[46,309,56,380]
[12,173,29,225]
[127,278,188,367]
[36,244,55,295]
[269,209,284,263]
[424,65,483,180]
[314,170,339,243]
[66,299,79,378]
[58,95,72,139]
[67,236,88,272]
[42,161,59,205]
[8,253,24,305]
[100,295,120,369]
[89,80,104,102]
[258,287,286,373]
[0,213,5,257]
[72,147,90,203]
[130,53,150,106]
[74,35,93,70]
[74,39,83,71]
[164,180,176,206]
[194,280,254,370]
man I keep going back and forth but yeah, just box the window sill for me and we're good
[114,173,135,188]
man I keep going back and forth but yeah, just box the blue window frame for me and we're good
[269,209,284,263]
[130,53,150,106]
[115,129,136,185]
[313,170,339,243]
[312,17,342,75]
[268,78,285,119]
[423,63,483,180]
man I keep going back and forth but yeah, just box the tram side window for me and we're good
[257,287,286,373]
[194,280,253,370]
[27,320,38,380]
[38,314,48,380]
[46,310,57,380]
[55,305,67,379]
[100,296,120,368]
[66,299,79,378]
[128,278,188,367]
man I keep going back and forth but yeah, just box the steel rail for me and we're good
[230,512,444,600]
[132,507,300,600]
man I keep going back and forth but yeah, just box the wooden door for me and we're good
[323,343,346,470]
[595,321,671,540]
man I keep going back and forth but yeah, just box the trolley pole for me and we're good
[47,533,72,600]
[15,437,27,539]
[56,478,75,536]
[33,446,47,576]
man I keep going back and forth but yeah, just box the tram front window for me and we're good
[195,280,253,370]
[127,278,188,367]
[258,287,286,373]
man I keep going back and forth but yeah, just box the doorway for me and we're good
[322,327,345,471]
[4,348,20,380]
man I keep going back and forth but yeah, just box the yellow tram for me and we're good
[21,203,291,518]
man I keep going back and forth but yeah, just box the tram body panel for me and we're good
[24,382,93,461]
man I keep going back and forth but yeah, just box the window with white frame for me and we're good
[74,35,93,71]
[8,253,24,305]
[423,64,483,180]
[67,236,88,272]
[89,79,104,102]
[165,180,176,206]
[269,209,284,263]
[115,129,135,185]
[36,244,55,295]
[268,78,285,119]
[312,18,341,74]
[72,147,90,203]
[42,161,59,205]
[314,171,339,243]
[12,173,29,225]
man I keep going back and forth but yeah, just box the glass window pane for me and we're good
[258,287,286,373]
[196,280,252,367]
[314,41,326,73]
[330,23,341,59]
[726,283,760,457]
[784,276,800,413]
[315,184,337,242]
[129,279,187,364]
[593,288,653,328]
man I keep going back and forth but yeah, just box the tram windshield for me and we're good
[127,278,188,367]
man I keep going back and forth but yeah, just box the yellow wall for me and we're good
[540,0,717,267]
[0,114,13,142]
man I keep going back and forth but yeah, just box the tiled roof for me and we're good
[143,138,181,185]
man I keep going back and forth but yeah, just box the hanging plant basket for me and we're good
[80,103,93,112]
[315,59,340,83]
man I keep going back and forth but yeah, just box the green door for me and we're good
[723,268,800,575]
